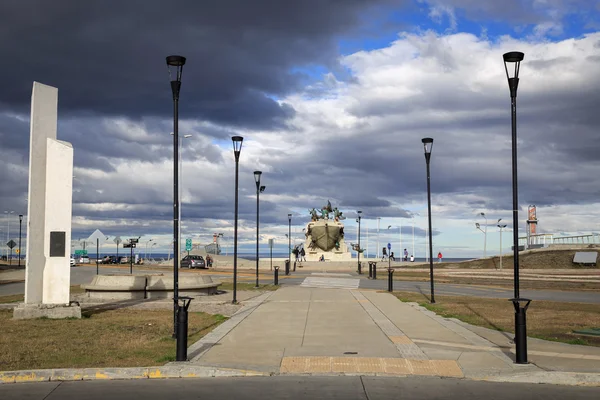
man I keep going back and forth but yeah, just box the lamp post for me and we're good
[377,217,380,259]
[503,51,530,364]
[254,171,265,288]
[232,136,243,304]
[288,214,292,267]
[150,242,157,261]
[422,138,435,304]
[5,211,14,263]
[475,223,486,259]
[145,239,154,260]
[357,211,362,274]
[497,219,507,270]
[167,54,185,341]
[480,212,488,258]
[18,214,23,267]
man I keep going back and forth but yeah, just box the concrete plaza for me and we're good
[187,284,600,383]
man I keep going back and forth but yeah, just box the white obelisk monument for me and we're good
[13,82,80,319]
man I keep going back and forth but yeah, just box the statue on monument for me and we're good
[302,201,352,261]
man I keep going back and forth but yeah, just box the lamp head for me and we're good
[254,170,262,186]
[422,137,434,163]
[421,137,434,154]
[232,136,244,161]
[259,185,266,193]
[19,214,23,221]
[503,51,524,97]
[480,212,485,217]
[288,213,292,222]
[475,222,481,229]
[166,55,186,80]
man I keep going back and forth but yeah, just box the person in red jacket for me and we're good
[437,251,443,263]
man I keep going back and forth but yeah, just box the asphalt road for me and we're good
[1,376,599,399]
[2,266,599,304]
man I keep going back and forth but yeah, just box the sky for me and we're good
[1,0,600,258]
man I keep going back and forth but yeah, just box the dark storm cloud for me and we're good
[0,0,403,129]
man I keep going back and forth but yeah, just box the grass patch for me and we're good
[0,285,85,304]
[218,281,279,291]
[392,291,600,347]
[0,308,224,371]
[380,273,600,291]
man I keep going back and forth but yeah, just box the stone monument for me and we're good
[13,82,80,319]
[303,201,352,261]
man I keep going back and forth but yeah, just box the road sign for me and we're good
[88,229,106,244]
[129,238,139,244]
[268,238,274,249]
[7,240,16,249]
[123,243,136,249]
[387,242,391,250]
[75,250,88,256]
[113,236,122,245]
[185,238,192,251]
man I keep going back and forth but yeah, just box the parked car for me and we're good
[180,255,205,269]
[101,255,118,264]
[78,255,90,264]
[119,256,129,264]
[70,257,75,267]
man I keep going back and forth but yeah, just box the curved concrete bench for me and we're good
[146,275,221,299]
[81,275,147,300]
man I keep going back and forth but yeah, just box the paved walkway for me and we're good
[188,285,600,383]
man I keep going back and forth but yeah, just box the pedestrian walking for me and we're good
[300,248,306,262]
[390,252,395,261]
[381,247,388,261]
[403,248,408,262]
[437,251,443,263]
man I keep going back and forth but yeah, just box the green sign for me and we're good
[75,250,88,256]
[185,238,192,251]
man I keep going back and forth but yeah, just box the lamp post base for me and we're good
[510,298,532,364]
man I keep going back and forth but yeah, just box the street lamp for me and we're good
[18,214,23,267]
[150,242,157,261]
[421,138,435,304]
[480,212,488,258]
[357,211,362,274]
[287,214,292,271]
[167,54,185,343]
[4,211,14,263]
[475,222,486,259]
[254,171,265,288]
[145,239,154,260]
[232,136,243,304]
[497,219,507,270]
[376,217,381,259]
[504,50,530,364]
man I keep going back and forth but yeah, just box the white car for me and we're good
[70,258,75,267]
[78,255,90,264]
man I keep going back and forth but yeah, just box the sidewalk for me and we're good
[187,286,600,385]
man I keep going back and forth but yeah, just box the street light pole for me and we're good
[254,171,265,288]
[475,223,486,258]
[288,214,292,267]
[167,54,185,342]
[357,211,362,274]
[498,219,507,270]
[376,217,380,260]
[480,212,488,258]
[232,136,244,304]
[18,214,23,267]
[422,138,435,304]
[504,50,530,364]
[5,211,14,264]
